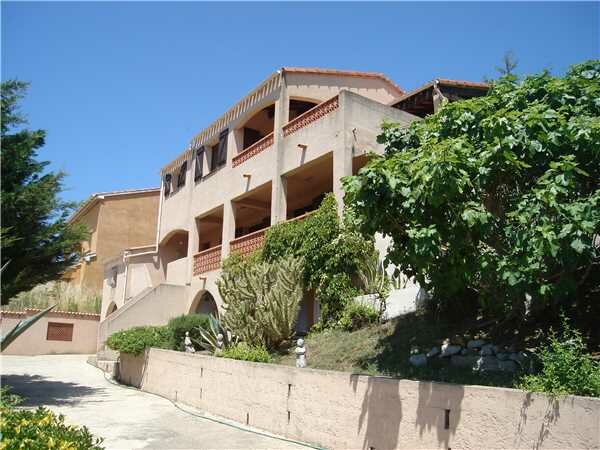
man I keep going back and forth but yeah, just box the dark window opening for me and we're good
[163,173,172,197]
[243,127,263,149]
[289,99,318,121]
[210,129,228,171]
[194,147,205,181]
[177,161,187,188]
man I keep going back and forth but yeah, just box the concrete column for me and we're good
[333,90,352,215]
[186,217,198,283]
[221,200,236,258]
[271,80,288,224]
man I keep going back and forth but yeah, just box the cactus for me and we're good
[216,255,303,350]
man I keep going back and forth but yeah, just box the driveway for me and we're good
[1,354,313,450]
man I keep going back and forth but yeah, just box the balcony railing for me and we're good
[232,132,274,167]
[282,95,339,137]
[193,245,222,276]
[230,228,267,258]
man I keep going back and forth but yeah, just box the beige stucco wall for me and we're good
[0,310,99,355]
[120,348,600,450]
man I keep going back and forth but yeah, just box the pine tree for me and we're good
[1,80,88,302]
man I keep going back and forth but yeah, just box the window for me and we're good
[47,322,74,341]
[211,129,228,171]
[177,161,187,188]
[194,147,205,181]
[109,267,118,288]
[163,173,172,197]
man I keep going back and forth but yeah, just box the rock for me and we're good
[496,352,509,361]
[467,339,486,349]
[476,356,500,372]
[440,343,462,357]
[498,360,518,372]
[450,355,479,369]
[426,346,440,358]
[480,344,496,356]
[451,335,465,346]
[409,354,427,367]
[508,351,528,366]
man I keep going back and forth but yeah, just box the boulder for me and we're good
[480,344,496,356]
[496,352,509,361]
[409,354,427,367]
[476,356,500,372]
[440,343,462,357]
[426,346,440,358]
[498,359,518,372]
[450,355,479,369]
[467,339,486,349]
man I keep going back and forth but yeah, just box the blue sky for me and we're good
[2,2,598,204]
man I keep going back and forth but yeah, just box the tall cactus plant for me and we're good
[217,255,303,350]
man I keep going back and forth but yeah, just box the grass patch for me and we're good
[275,313,517,387]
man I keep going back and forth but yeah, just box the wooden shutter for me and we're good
[217,129,228,166]
[46,322,74,341]
[194,147,205,181]
[177,161,187,187]
[163,173,172,197]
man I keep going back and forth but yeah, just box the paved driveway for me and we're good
[1,355,312,450]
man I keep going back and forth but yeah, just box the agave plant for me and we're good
[1,304,56,351]
[194,314,235,353]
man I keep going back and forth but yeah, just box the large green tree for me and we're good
[1,80,87,302]
[343,60,600,327]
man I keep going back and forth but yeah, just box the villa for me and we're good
[97,68,487,349]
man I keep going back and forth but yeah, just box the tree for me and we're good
[343,60,600,328]
[496,50,519,77]
[1,80,87,302]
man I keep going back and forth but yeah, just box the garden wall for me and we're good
[0,309,99,355]
[119,348,600,450]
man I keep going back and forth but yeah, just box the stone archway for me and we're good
[189,290,218,317]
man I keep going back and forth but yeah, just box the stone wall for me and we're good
[119,347,600,450]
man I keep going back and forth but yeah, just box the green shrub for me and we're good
[218,255,303,350]
[218,342,273,363]
[262,193,375,324]
[0,388,103,449]
[167,314,210,351]
[106,325,172,356]
[344,60,600,322]
[339,302,380,331]
[518,320,600,397]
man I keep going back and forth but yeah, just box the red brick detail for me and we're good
[46,322,74,341]
[193,245,222,275]
[232,132,274,167]
[282,96,339,137]
[230,228,267,258]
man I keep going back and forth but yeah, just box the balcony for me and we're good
[282,95,339,137]
[193,245,222,276]
[230,228,267,258]
[232,132,274,167]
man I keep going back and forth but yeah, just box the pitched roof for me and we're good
[68,187,160,224]
[393,78,489,106]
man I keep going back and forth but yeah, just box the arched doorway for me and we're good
[190,291,219,316]
[159,230,189,279]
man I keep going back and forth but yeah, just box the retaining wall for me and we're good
[119,348,600,450]
[0,309,99,355]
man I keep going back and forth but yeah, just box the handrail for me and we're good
[232,132,274,167]
[282,95,339,137]
[230,228,268,257]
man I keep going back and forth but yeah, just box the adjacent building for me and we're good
[98,68,487,348]
[63,188,160,293]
